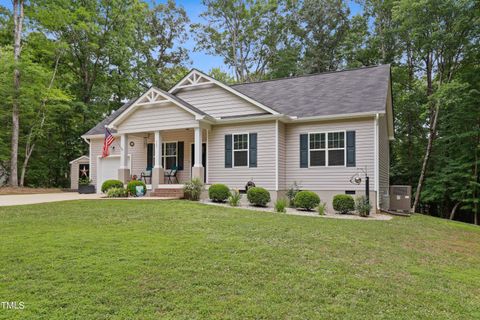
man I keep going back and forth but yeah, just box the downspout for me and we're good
[275,120,279,192]
[374,114,380,211]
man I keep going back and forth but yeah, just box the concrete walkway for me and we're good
[0,192,101,207]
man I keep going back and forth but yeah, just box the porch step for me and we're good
[150,187,184,199]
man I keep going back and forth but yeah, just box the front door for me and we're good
[191,143,206,182]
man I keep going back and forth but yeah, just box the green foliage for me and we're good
[127,180,146,197]
[208,184,230,202]
[247,187,271,207]
[294,191,320,211]
[274,197,288,213]
[333,194,355,214]
[101,180,124,193]
[228,189,242,207]
[78,177,91,186]
[106,187,128,198]
[286,181,301,207]
[183,178,204,201]
[317,202,327,216]
[355,196,372,217]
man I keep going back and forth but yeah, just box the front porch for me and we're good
[115,127,208,188]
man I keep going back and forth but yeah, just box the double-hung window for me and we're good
[233,134,248,167]
[162,142,177,170]
[309,131,345,166]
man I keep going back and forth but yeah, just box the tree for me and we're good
[9,0,25,187]
[194,0,287,82]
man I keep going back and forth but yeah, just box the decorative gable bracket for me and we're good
[174,71,213,90]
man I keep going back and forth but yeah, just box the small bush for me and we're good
[184,178,204,201]
[317,201,327,215]
[247,187,271,207]
[333,194,355,214]
[286,181,301,207]
[228,189,242,206]
[274,197,288,213]
[106,187,128,198]
[127,180,146,197]
[355,196,372,217]
[209,184,230,202]
[294,191,320,210]
[79,177,91,186]
[101,179,123,193]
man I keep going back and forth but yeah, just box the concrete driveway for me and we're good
[0,192,101,206]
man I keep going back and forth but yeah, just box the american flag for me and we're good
[102,127,115,158]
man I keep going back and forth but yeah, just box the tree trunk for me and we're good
[9,0,24,187]
[412,104,439,212]
[449,202,460,220]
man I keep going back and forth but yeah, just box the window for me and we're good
[233,134,248,167]
[327,132,345,166]
[308,131,345,167]
[162,142,177,170]
[309,133,325,166]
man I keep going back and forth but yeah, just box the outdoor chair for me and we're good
[140,167,152,184]
[164,166,179,184]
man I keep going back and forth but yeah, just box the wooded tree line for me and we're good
[0,0,478,224]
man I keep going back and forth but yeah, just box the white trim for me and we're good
[287,112,383,123]
[275,120,279,191]
[307,130,347,167]
[108,88,204,129]
[374,114,380,210]
[162,141,178,170]
[232,132,249,168]
[69,155,89,164]
[170,69,280,115]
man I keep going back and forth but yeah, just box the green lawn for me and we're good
[0,200,479,319]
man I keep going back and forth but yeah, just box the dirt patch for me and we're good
[0,187,65,195]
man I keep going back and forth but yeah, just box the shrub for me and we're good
[106,187,128,198]
[333,194,355,214]
[274,197,288,213]
[228,189,242,207]
[127,180,146,197]
[355,196,372,217]
[208,184,230,202]
[294,191,320,210]
[317,201,327,215]
[247,187,271,207]
[79,177,91,186]
[184,178,204,201]
[286,181,301,207]
[101,179,123,193]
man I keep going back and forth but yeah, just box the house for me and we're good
[81,65,394,210]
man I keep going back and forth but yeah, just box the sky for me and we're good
[0,0,363,73]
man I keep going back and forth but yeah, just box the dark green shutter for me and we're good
[225,135,232,168]
[177,141,184,170]
[300,134,308,168]
[147,143,154,170]
[249,133,257,167]
[346,131,356,167]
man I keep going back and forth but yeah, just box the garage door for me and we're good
[97,156,130,193]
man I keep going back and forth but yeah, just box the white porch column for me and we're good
[118,133,130,183]
[192,127,204,182]
[152,130,164,186]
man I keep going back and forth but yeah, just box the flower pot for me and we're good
[78,184,95,194]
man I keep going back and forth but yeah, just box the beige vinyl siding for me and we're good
[285,118,376,192]
[278,121,286,190]
[117,102,198,134]
[378,115,390,209]
[177,86,266,118]
[89,129,206,188]
[208,121,276,190]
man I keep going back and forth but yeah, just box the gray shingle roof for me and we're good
[83,87,206,136]
[231,64,390,118]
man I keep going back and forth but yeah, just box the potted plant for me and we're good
[78,177,95,194]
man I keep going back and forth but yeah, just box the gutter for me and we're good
[374,113,380,211]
